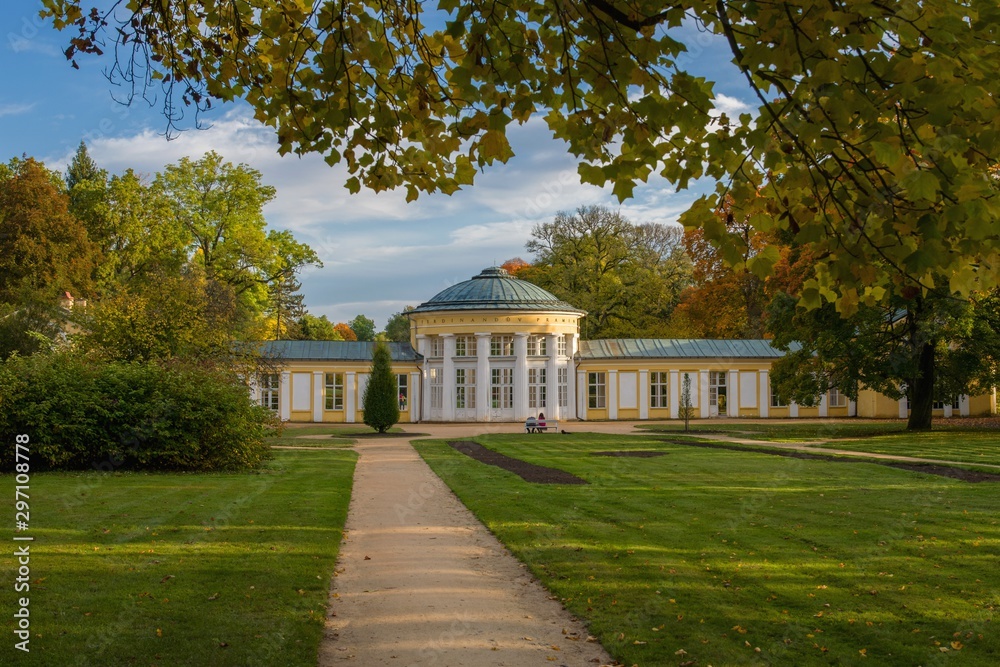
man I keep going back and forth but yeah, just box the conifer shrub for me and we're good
[362,341,400,433]
[0,352,274,471]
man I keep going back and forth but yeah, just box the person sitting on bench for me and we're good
[536,413,546,431]
[524,415,537,433]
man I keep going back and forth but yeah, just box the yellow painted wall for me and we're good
[279,361,421,424]
[410,309,582,343]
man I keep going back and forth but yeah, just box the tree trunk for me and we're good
[907,341,935,431]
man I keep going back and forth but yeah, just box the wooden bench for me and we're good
[525,420,559,433]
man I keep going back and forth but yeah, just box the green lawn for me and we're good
[267,424,407,447]
[416,432,1000,666]
[812,432,1000,468]
[1,449,356,666]
[636,420,910,442]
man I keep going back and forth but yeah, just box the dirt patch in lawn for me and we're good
[448,441,587,485]
[661,438,1000,483]
[591,451,668,458]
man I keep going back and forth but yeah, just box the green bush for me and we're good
[0,353,274,471]
[362,341,399,433]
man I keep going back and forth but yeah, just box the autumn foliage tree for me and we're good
[523,206,691,338]
[45,0,1000,316]
[0,157,98,303]
[333,323,358,342]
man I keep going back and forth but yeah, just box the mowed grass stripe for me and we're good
[1,449,355,667]
[417,432,1000,666]
[812,431,1000,467]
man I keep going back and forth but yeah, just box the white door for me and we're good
[709,371,727,417]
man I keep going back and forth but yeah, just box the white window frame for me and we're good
[491,368,514,409]
[558,367,568,407]
[557,335,568,357]
[490,335,514,356]
[456,368,476,409]
[455,335,477,357]
[260,373,280,411]
[527,335,547,356]
[397,374,408,410]
[828,387,847,408]
[650,371,669,408]
[770,386,787,408]
[709,371,727,408]
[429,367,443,409]
[324,372,344,410]
[588,372,606,409]
[933,396,960,410]
[528,368,547,409]
[429,337,444,357]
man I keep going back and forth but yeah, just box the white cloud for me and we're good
[61,104,708,329]
[8,36,61,57]
[713,93,752,117]
[0,102,36,117]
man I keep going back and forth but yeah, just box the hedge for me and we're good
[0,353,274,471]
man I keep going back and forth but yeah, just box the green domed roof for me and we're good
[412,267,585,314]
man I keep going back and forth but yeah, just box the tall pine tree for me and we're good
[362,341,400,433]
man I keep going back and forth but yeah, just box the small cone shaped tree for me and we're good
[363,341,400,433]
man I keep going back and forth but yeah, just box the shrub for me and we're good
[0,353,274,471]
[362,341,399,433]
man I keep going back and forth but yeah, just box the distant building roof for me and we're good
[578,339,798,360]
[260,340,422,362]
[411,267,586,314]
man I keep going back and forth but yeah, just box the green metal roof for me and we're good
[260,340,422,362]
[411,267,586,314]
[578,339,798,360]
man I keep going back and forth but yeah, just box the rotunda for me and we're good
[408,267,585,422]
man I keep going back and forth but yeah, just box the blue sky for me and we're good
[1,3,749,330]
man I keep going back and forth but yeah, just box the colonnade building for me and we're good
[258,267,997,423]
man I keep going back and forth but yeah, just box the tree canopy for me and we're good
[43,0,1000,314]
[522,206,691,338]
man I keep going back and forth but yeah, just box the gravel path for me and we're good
[318,424,615,667]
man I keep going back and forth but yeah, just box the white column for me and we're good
[514,333,529,421]
[608,369,618,420]
[410,371,421,423]
[475,333,491,422]
[898,397,908,419]
[699,370,710,417]
[727,369,739,417]
[312,372,324,422]
[279,371,291,421]
[959,394,971,417]
[669,370,680,419]
[567,354,578,421]
[759,371,769,418]
[346,372,356,423]
[545,334,560,420]
[819,392,829,417]
[848,399,857,417]
[789,400,799,418]
[416,335,430,423]
[638,369,649,420]
[943,402,953,418]
[441,334,456,422]
[577,370,587,420]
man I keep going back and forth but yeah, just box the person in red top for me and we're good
[536,413,546,430]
